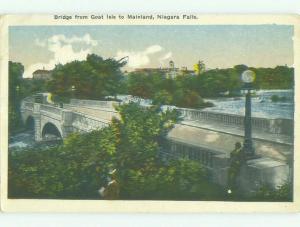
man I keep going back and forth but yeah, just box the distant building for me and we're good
[32,68,52,80]
[133,61,194,78]
[178,66,195,76]
[133,67,169,74]
[166,60,177,79]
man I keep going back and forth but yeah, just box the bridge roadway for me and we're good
[63,102,292,163]
[64,104,118,121]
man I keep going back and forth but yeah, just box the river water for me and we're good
[205,89,294,119]
[9,131,62,150]
[9,131,36,149]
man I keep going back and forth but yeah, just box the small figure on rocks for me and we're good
[99,169,120,200]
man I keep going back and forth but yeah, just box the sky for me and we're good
[9,25,294,78]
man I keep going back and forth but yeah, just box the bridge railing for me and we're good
[21,101,34,110]
[176,107,292,135]
[21,97,293,136]
[40,104,63,116]
[70,99,120,109]
[162,137,226,171]
[63,103,119,121]
[72,111,109,132]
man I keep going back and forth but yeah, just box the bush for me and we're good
[250,183,292,202]
[271,95,287,102]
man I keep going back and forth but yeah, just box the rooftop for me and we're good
[33,69,52,74]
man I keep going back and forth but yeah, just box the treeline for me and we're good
[8,55,294,132]
[47,57,294,108]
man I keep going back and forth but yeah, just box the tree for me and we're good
[113,103,179,171]
[153,90,173,105]
[127,72,154,98]
[47,54,127,100]
[123,158,215,200]
[194,60,206,75]
[234,64,248,74]
[9,61,24,133]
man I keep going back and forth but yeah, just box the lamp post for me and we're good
[241,70,256,158]
[71,85,76,99]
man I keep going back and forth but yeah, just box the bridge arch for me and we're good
[41,122,62,140]
[25,115,35,131]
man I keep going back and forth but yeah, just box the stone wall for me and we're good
[238,158,291,193]
[163,138,230,187]
[164,138,291,192]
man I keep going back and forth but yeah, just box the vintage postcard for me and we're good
[0,14,299,212]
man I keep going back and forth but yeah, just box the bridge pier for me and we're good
[33,103,42,141]
[61,109,74,138]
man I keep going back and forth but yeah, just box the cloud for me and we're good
[159,52,173,62]
[145,45,163,54]
[35,38,46,47]
[48,34,98,47]
[115,45,163,69]
[23,34,98,78]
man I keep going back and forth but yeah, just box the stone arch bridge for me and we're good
[21,99,113,141]
[20,97,294,193]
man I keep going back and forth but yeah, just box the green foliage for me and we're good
[8,105,22,134]
[127,72,214,108]
[47,54,126,99]
[9,147,65,198]
[152,90,173,105]
[233,64,248,74]
[126,65,294,103]
[9,61,50,134]
[252,66,294,90]
[174,90,213,109]
[271,95,287,102]
[250,183,292,202]
[123,158,224,200]
[9,102,225,200]
[9,58,293,125]
[22,79,48,94]
[127,72,166,99]
[114,103,178,169]
[9,129,117,199]
[9,61,24,98]
[9,61,24,133]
